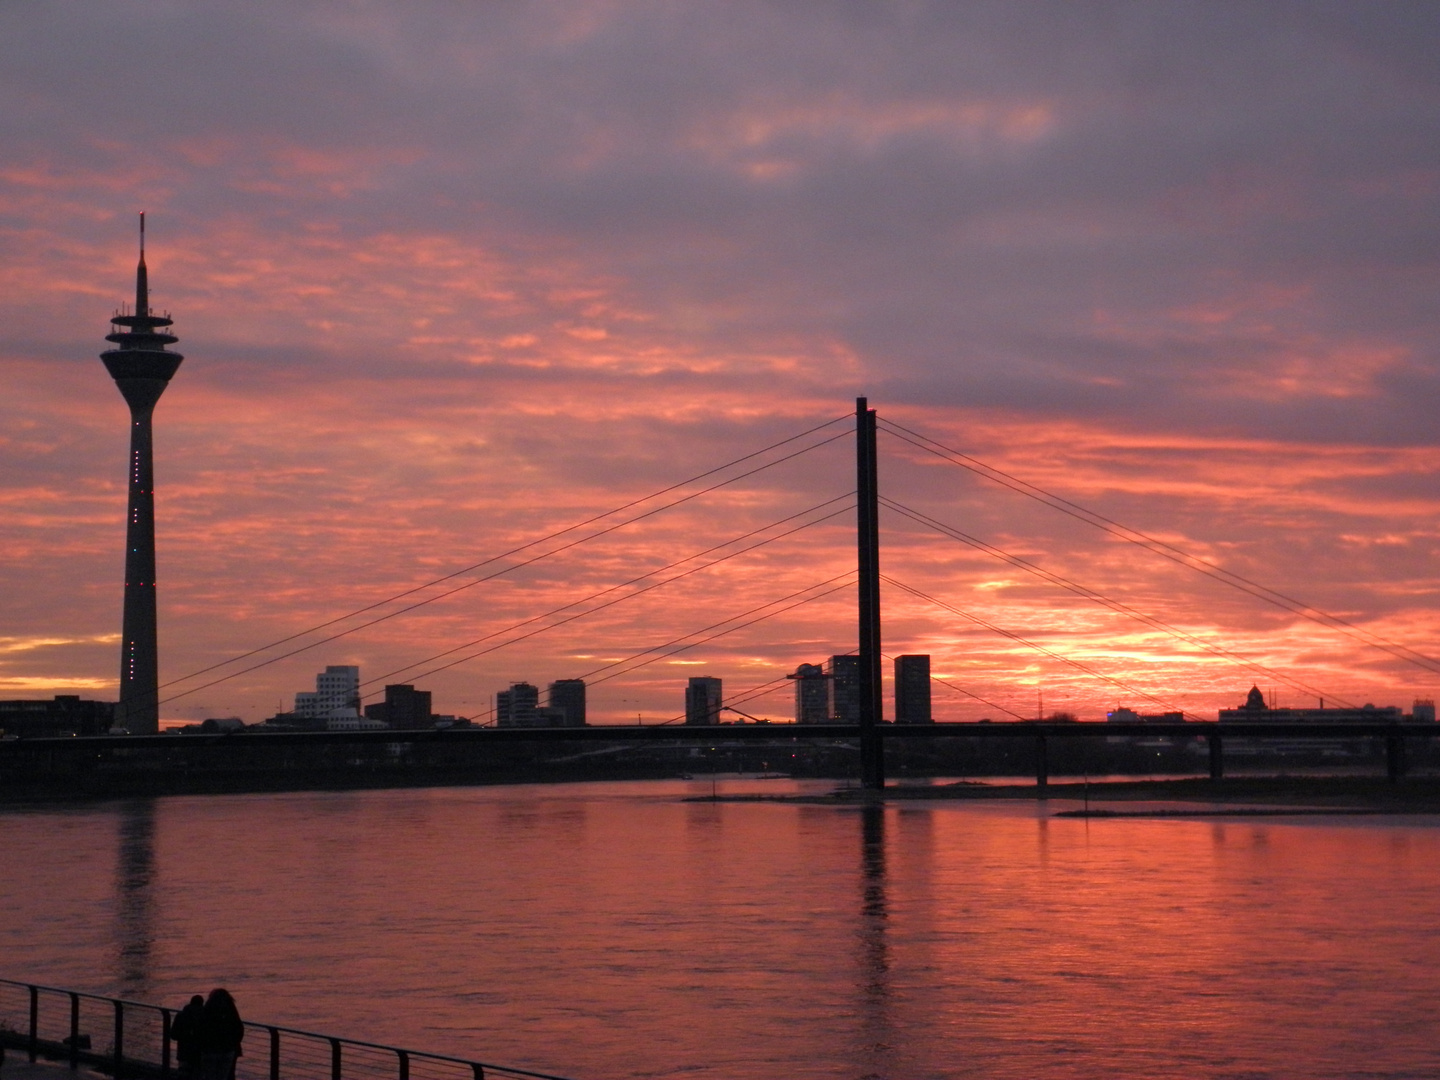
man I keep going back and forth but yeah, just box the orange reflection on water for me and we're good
[3,784,1439,1079]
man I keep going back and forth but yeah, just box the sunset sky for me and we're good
[3,2,1439,725]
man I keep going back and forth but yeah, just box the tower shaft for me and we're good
[119,403,160,732]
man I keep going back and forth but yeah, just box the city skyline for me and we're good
[3,5,1439,726]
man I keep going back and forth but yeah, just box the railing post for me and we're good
[1208,734,1224,780]
[28,985,37,1062]
[1035,734,1048,793]
[161,1009,172,1079]
[472,1064,486,1080]
[69,992,79,1068]
[269,1026,280,1080]
[114,999,125,1079]
[331,1036,342,1080]
[398,1048,410,1080]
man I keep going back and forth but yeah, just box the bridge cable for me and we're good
[587,672,798,729]
[882,496,1358,709]
[579,573,857,687]
[643,658,1028,727]
[878,418,1440,677]
[157,413,852,692]
[880,651,1030,721]
[464,575,856,723]
[360,495,853,694]
[883,573,1191,716]
[368,500,855,694]
[159,422,852,705]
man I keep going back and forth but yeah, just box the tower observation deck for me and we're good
[100,215,183,734]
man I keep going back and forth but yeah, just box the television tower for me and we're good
[101,215,183,734]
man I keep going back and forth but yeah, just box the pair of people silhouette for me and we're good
[170,988,244,1080]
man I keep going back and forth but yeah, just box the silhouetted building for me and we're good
[1414,699,1436,722]
[296,666,361,719]
[1218,685,1402,724]
[685,677,723,725]
[326,713,388,731]
[363,684,432,729]
[496,682,540,726]
[790,663,830,724]
[0,696,115,738]
[548,679,588,727]
[101,216,183,735]
[176,716,246,734]
[830,655,860,722]
[893,655,932,723]
[1219,683,1402,756]
[1106,707,1184,723]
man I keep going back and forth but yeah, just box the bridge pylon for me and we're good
[856,397,884,790]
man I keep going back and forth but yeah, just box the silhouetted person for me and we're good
[198,988,244,1080]
[171,994,205,1078]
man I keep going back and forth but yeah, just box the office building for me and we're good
[100,217,183,734]
[790,663,830,724]
[296,665,361,719]
[497,682,540,726]
[893,654,933,723]
[363,684,433,729]
[685,677,723,725]
[548,679,588,727]
[830,655,860,722]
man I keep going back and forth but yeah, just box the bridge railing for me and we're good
[0,978,576,1080]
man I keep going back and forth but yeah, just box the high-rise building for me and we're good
[101,216,183,734]
[830,655,860,722]
[296,665,361,718]
[894,655,932,723]
[497,682,539,725]
[685,677,723,725]
[380,684,433,729]
[548,679,587,727]
[790,663,830,724]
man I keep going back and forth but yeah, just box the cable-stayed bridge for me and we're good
[11,398,1439,791]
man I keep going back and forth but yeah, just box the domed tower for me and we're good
[101,215,183,734]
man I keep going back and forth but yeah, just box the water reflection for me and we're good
[856,803,892,1078]
[113,799,157,997]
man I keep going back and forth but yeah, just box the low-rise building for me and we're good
[0,695,115,737]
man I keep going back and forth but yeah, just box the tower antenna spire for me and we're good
[135,212,149,318]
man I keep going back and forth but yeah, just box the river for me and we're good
[2,779,1438,1079]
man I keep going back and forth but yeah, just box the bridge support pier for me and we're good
[1035,734,1048,794]
[1387,731,1406,782]
[1208,734,1224,781]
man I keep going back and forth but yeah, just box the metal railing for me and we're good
[0,978,577,1080]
